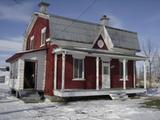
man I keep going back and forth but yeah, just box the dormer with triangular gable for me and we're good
[92,16,114,50]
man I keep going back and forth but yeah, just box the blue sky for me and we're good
[0,0,160,66]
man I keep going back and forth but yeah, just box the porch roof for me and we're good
[6,48,46,63]
[53,47,147,61]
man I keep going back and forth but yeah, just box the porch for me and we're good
[54,88,146,97]
[53,47,148,97]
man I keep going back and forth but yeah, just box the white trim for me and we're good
[123,59,126,90]
[54,88,146,97]
[72,78,85,81]
[96,57,99,90]
[53,48,147,61]
[92,27,103,45]
[54,54,57,90]
[30,35,34,49]
[41,27,46,46]
[92,26,113,50]
[119,59,128,80]
[144,60,147,89]
[30,36,34,40]
[61,53,65,90]
[46,38,51,42]
[41,27,47,33]
[133,61,136,88]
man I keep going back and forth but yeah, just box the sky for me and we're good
[0,0,160,66]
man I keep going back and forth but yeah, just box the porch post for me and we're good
[133,61,136,88]
[54,53,57,90]
[123,59,126,90]
[144,60,147,89]
[96,57,99,90]
[61,52,65,91]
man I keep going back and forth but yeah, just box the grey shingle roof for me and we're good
[106,27,140,51]
[49,14,140,51]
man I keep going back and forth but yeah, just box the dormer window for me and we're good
[41,27,46,46]
[30,36,34,49]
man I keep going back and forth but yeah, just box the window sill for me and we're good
[72,78,86,81]
[40,44,45,47]
[120,78,128,81]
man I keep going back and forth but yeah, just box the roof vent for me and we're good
[100,15,109,26]
[38,2,50,14]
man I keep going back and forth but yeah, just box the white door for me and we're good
[102,62,110,89]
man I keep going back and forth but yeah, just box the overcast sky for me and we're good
[0,0,160,66]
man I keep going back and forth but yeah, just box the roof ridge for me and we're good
[106,26,137,34]
[49,13,101,26]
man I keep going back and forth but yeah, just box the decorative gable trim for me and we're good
[92,26,113,50]
[93,35,108,50]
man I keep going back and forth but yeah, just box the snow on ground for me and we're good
[0,83,160,120]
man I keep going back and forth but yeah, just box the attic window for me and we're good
[30,36,34,49]
[41,27,46,46]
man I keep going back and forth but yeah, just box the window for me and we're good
[10,62,18,79]
[30,36,34,49]
[41,27,46,46]
[73,59,84,79]
[119,61,128,80]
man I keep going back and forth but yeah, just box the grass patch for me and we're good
[143,98,160,109]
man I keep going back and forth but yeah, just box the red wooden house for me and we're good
[6,2,147,98]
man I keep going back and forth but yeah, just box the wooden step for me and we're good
[109,91,128,100]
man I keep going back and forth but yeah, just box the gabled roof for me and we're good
[106,26,140,51]
[6,48,46,63]
[49,14,140,51]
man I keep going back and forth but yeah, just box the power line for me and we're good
[62,0,97,32]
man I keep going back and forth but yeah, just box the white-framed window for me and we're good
[30,36,34,49]
[119,61,128,80]
[41,27,46,46]
[73,58,85,80]
[10,62,18,79]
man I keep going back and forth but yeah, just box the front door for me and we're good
[102,62,110,89]
[24,61,36,89]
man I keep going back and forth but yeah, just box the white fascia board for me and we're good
[92,26,103,46]
[92,26,114,50]
[112,47,136,55]
[103,26,114,49]
[53,48,147,61]
[52,39,92,48]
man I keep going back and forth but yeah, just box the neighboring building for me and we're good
[6,2,147,97]
[0,67,9,84]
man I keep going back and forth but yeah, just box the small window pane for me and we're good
[74,59,78,78]
[73,59,84,79]
[41,32,46,45]
[104,66,109,74]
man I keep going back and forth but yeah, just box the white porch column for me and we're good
[133,61,136,88]
[61,52,65,91]
[96,57,99,90]
[144,60,147,89]
[123,59,126,90]
[54,54,57,90]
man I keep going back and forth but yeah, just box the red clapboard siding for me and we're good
[26,16,50,50]
[110,59,134,88]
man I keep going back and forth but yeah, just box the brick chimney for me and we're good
[100,15,109,26]
[38,2,50,14]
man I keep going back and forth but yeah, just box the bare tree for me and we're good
[142,39,157,88]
